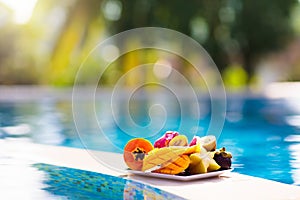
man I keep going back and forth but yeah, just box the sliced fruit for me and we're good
[207,152,221,172]
[142,146,186,171]
[187,153,209,174]
[199,135,217,151]
[154,131,179,148]
[189,136,201,146]
[207,158,221,172]
[183,143,201,155]
[187,151,220,174]
[123,138,154,171]
[152,155,190,175]
[205,151,220,171]
[213,147,232,169]
[169,135,188,146]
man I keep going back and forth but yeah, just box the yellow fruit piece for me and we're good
[152,155,190,175]
[169,135,188,146]
[188,153,209,174]
[142,146,186,171]
[183,143,201,155]
[207,151,221,172]
[199,135,217,151]
[187,152,220,174]
[207,158,221,172]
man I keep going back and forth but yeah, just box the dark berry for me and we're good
[213,147,232,169]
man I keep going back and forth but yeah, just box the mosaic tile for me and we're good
[33,163,185,200]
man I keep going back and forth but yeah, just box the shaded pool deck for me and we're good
[1,139,300,200]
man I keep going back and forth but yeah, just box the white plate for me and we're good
[127,168,233,181]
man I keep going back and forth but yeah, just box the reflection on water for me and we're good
[289,143,300,185]
[1,96,300,185]
[33,163,184,200]
[285,115,300,128]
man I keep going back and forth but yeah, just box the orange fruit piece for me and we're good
[152,155,190,175]
[123,138,154,170]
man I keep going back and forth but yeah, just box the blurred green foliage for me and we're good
[113,0,297,77]
[0,0,299,86]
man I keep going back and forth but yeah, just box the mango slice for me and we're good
[152,155,190,175]
[142,146,186,171]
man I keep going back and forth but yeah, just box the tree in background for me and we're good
[0,0,298,85]
[109,0,297,82]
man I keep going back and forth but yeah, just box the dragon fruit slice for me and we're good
[154,131,179,148]
[189,135,201,146]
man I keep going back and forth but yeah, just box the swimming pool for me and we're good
[1,90,300,185]
[32,163,184,199]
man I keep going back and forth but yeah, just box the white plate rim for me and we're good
[127,168,233,181]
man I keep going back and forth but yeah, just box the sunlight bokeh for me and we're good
[0,0,37,24]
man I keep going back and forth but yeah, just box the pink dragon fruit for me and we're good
[189,135,201,146]
[154,131,179,148]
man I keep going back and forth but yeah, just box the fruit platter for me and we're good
[123,131,233,181]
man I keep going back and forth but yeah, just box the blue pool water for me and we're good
[33,163,183,200]
[1,94,300,185]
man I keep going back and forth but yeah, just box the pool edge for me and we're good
[2,139,300,200]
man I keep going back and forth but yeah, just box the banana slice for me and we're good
[169,135,188,146]
[199,135,217,151]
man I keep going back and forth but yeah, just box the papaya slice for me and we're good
[123,138,154,171]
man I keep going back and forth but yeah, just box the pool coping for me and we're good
[2,139,300,200]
